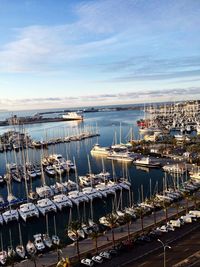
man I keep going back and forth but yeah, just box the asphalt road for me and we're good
[98,221,200,267]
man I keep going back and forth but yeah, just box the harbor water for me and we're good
[0,109,166,248]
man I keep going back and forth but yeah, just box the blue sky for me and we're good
[0,0,200,110]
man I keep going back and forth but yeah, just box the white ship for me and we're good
[91,144,111,156]
[19,203,39,222]
[133,157,160,168]
[62,112,83,121]
[107,151,133,162]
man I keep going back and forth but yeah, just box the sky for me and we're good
[0,0,200,110]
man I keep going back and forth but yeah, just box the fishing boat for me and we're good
[19,203,39,222]
[33,234,45,251]
[37,198,57,215]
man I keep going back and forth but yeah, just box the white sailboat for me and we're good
[26,240,36,255]
[37,198,57,216]
[16,223,26,259]
[7,229,16,258]
[43,214,53,248]
[0,233,7,265]
[52,216,60,246]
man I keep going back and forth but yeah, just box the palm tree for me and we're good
[123,213,132,241]
[171,202,181,219]
[105,213,118,247]
[135,206,145,233]
[183,192,190,213]
[89,230,102,254]
[68,220,81,261]
[162,200,170,223]
[56,257,70,267]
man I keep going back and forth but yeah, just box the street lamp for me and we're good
[157,239,171,267]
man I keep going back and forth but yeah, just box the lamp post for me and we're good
[157,239,171,267]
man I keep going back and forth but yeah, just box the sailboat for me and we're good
[43,214,53,248]
[52,216,60,246]
[7,229,16,258]
[16,223,26,259]
[26,240,36,255]
[0,233,7,265]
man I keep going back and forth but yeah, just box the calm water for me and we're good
[0,109,166,248]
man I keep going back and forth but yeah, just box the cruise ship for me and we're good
[62,112,83,121]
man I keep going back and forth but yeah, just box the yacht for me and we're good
[36,185,54,198]
[53,163,65,175]
[33,234,45,251]
[133,157,160,168]
[53,194,72,210]
[37,198,57,215]
[2,209,19,223]
[163,164,186,174]
[90,144,111,156]
[68,190,89,205]
[107,151,133,162]
[19,203,39,222]
[67,229,78,242]
[62,180,78,191]
[62,112,83,121]
[66,160,76,171]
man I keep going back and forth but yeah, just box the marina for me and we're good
[0,106,199,265]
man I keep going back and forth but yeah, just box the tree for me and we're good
[68,220,81,261]
[89,230,102,254]
[135,207,145,234]
[105,213,118,247]
[183,192,190,213]
[171,202,181,219]
[123,213,132,241]
[162,201,170,223]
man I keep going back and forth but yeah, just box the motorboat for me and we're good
[2,209,19,223]
[37,198,57,215]
[67,229,78,242]
[7,247,16,258]
[107,151,133,162]
[33,234,45,251]
[19,203,39,222]
[53,194,72,210]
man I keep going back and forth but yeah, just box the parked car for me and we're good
[99,251,111,259]
[81,259,94,266]
[92,255,103,264]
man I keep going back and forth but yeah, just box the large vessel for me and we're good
[62,112,83,121]
[90,144,111,156]
[133,157,160,168]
